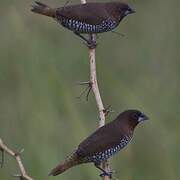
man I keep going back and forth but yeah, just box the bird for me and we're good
[31,1,135,48]
[49,110,148,178]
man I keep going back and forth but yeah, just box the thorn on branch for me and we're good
[13,174,26,180]
[63,0,71,7]
[77,81,92,101]
[103,105,115,117]
[19,149,25,154]
[78,81,91,85]
[0,138,33,180]
[0,148,4,168]
[111,30,125,37]
[14,148,24,158]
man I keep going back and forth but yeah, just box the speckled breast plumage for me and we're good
[84,135,131,164]
[56,16,118,34]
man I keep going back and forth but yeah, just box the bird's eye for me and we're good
[132,113,139,120]
[123,6,135,16]
[121,7,128,12]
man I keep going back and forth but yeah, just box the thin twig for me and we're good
[88,35,111,180]
[80,0,111,179]
[0,138,33,180]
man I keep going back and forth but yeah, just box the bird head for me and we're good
[115,3,135,19]
[119,110,149,129]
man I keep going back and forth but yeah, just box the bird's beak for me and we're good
[138,113,149,123]
[124,8,136,16]
[130,9,136,14]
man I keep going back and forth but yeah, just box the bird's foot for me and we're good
[100,171,119,180]
[86,39,97,49]
[74,32,97,49]
[100,171,113,179]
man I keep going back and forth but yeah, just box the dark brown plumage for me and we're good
[49,110,148,177]
[31,1,135,47]
[31,1,135,33]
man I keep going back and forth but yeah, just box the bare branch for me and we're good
[88,35,111,180]
[0,138,33,180]
[80,1,111,179]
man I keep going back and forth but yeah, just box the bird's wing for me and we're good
[56,3,110,25]
[76,121,124,158]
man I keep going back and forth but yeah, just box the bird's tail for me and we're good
[49,153,81,176]
[31,1,56,18]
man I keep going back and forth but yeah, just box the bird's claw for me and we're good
[85,39,97,49]
[100,171,113,179]
[74,32,97,49]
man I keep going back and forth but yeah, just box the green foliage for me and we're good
[0,0,179,179]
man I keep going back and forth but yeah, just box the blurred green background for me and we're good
[0,0,179,179]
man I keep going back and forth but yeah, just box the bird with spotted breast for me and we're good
[49,110,148,178]
[31,1,135,48]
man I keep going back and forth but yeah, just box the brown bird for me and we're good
[31,1,135,47]
[49,110,148,178]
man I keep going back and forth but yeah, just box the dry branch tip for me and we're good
[0,138,33,180]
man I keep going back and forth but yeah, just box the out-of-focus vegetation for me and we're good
[0,0,179,179]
